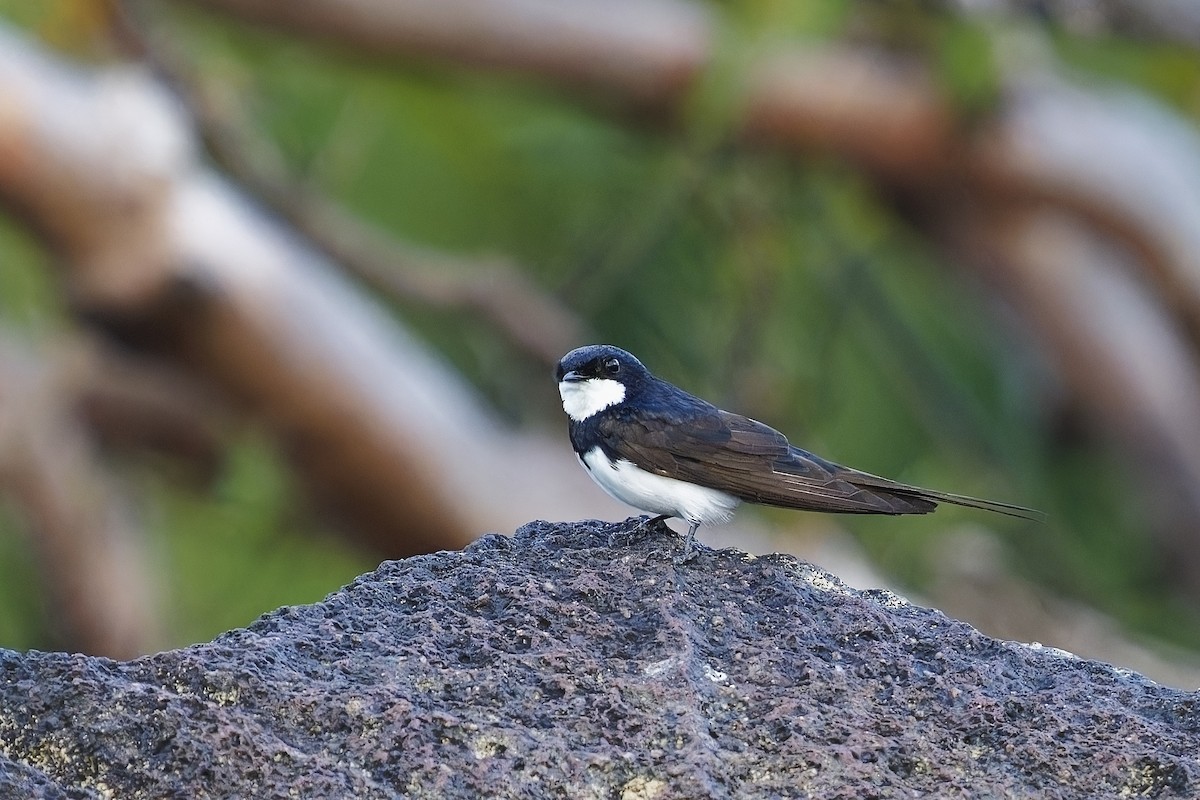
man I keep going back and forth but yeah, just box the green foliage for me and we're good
[1054,35,1200,116]
[148,437,372,648]
[0,221,59,651]
[0,218,61,333]
[726,0,855,39]
[0,504,48,651]
[933,20,1002,117]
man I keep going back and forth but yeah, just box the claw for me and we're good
[644,514,670,530]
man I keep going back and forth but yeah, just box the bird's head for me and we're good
[555,344,649,422]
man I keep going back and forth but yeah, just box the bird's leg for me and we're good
[673,521,700,565]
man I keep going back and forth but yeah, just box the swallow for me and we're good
[556,344,1041,562]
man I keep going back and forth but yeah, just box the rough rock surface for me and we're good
[1,517,1198,799]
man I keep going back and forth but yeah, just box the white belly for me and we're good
[580,446,740,526]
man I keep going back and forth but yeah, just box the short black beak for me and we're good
[561,370,586,383]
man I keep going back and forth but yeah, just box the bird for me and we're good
[555,344,1041,562]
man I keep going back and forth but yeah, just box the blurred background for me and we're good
[2,0,1200,687]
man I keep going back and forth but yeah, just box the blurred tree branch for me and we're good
[0,0,1196,667]
[0,333,161,658]
[743,50,1200,584]
[0,25,627,564]
[742,52,1200,345]
[170,0,1200,349]
[182,0,712,106]
[944,0,1200,48]
[173,0,1200,591]
[115,0,585,368]
[77,339,231,479]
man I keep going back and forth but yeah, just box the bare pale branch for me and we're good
[0,334,161,657]
[184,0,1200,352]
[115,4,586,366]
[185,0,712,105]
[0,25,627,555]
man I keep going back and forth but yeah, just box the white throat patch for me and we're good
[558,378,626,422]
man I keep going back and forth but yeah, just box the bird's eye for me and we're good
[602,357,621,375]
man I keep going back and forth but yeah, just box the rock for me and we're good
[1,517,1197,799]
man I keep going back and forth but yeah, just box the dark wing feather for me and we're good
[598,406,1041,520]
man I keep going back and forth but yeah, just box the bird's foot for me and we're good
[643,514,671,531]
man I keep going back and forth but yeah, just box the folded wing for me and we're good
[599,407,1040,520]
